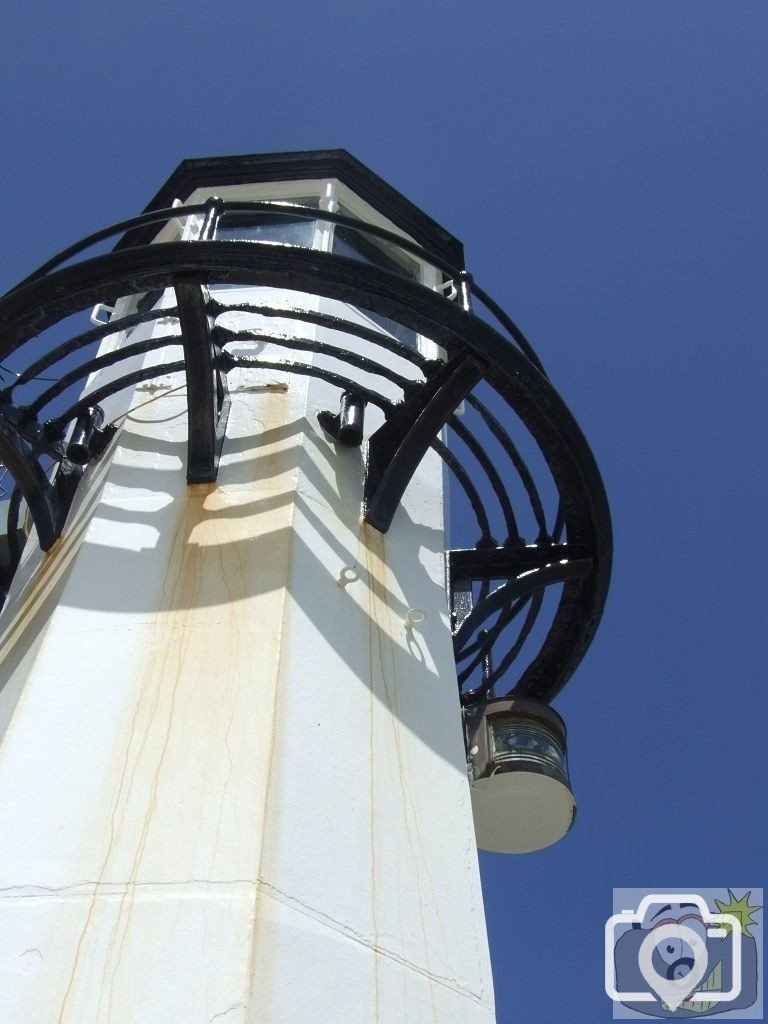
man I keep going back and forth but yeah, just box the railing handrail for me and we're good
[8,199,545,375]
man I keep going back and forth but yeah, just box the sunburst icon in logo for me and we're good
[714,890,761,939]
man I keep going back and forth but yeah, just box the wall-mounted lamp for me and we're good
[463,697,575,854]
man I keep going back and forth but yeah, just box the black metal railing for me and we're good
[0,201,612,705]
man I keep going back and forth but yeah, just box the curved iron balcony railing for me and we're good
[0,200,612,706]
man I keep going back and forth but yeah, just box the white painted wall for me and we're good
[0,192,495,1023]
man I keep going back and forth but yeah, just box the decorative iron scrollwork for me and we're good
[0,200,611,704]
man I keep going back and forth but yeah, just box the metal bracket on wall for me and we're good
[447,545,594,702]
[364,352,483,533]
[173,274,231,484]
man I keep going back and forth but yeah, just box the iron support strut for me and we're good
[364,352,482,532]
[173,274,231,484]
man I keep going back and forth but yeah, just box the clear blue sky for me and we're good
[2,2,766,1021]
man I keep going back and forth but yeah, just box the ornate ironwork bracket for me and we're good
[364,352,482,532]
[0,406,86,553]
[448,545,596,703]
[173,274,231,484]
[448,545,593,644]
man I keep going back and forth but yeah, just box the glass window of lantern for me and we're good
[490,719,565,771]
[332,206,420,281]
[327,200,425,353]
[214,198,320,248]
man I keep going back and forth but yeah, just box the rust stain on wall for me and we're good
[54,390,301,1023]
[362,523,440,1023]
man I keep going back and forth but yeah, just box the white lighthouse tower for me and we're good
[0,151,611,1023]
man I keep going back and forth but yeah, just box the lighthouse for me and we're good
[0,151,611,1023]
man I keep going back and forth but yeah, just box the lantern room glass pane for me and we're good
[215,200,319,248]
[332,222,418,281]
[332,206,421,351]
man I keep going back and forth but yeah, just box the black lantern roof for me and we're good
[120,149,464,268]
[0,152,612,706]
